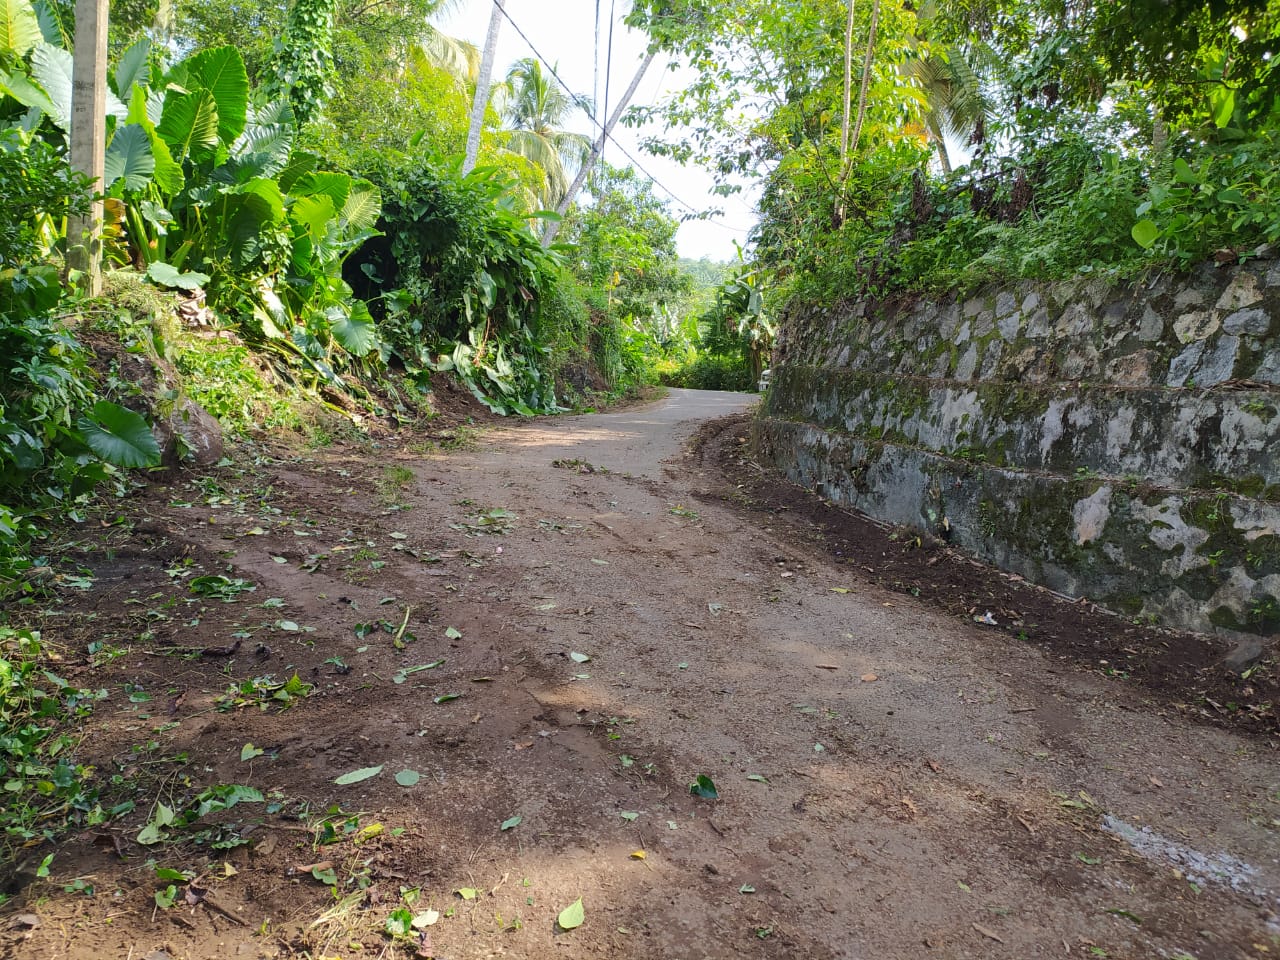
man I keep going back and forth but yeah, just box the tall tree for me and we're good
[67,0,108,295]
[497,57,591,207]
[464,0,503,173]
[900,44,990,173]
[542,47,657,245]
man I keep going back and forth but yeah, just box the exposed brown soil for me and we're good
[695,414,1279,741]
[3,390,1277,960]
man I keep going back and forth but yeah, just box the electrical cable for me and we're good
[494,4,750,234]
[602,0,615,166]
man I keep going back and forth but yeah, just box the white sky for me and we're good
[435,0,758,261]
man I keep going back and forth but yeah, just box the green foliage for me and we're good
[0,628,107,853]
[171,339,303,435]
[0,129,90,266]
[354,159,565,414]
[263,0,338,128]
[564,163,690,326]
[661,353,754,392]
[630,0,1280,309]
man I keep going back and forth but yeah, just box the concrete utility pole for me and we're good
[541,48,657,247]
[464,0,504,174]
[67,0,108,295]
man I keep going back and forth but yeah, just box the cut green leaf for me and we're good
[689,774,718,800]
[77,401,161,468]
[394,769,420,787]
[334,764,383,786]
[557,897,585,931]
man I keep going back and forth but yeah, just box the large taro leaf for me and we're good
[76,401,161,469]
[277,151,319,194]
[157,87,220,162]
[171,45,247,145]
[340,180,381,233]
[146,122,184,195]
[0,0,40,63]
[32,0,63,45]
[104,123,154,191]
[329,300,379,357]
[112,36,150,101]
[27,40,69,128]
[222,178,286,268]
[289,170,350,208]
[290,193,336,239]
[0,63,57,120]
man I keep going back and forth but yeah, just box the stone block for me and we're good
[1215,272,1263,311]
[1191,335,1239,386]
[1025,308,1053,338]
[1166,341,1205,387]
[1106,350,1157,386]
[1173,311,1220,344]
[1222,307,1271,336]
[954,344,979,381]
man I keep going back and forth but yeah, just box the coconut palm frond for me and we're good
[419,26,481,83]
[505,129,571,204]
[497,57,593,207]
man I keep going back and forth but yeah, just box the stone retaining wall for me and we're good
[754,257,1280,638]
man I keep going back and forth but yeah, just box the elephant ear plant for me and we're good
[5,18,386,384]
[0,134,161,592]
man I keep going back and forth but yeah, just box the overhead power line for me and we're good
[493,4,750,234]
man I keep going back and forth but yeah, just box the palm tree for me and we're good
[418,27,480,83]
[901,43,992,174]
[495,57,592,208]
[464,0,503,172]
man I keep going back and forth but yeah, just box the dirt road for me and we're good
[7,389,1278,960]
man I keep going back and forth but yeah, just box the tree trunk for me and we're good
[464,0,504,174]
[848,0,880,157]
[928,117,952,175]
[839,0,855,167]
[541,48,657,246]
[67,0,108,295]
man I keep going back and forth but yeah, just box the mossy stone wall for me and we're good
[755,256,1280,637]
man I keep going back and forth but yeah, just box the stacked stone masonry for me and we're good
[754,256,1280,637]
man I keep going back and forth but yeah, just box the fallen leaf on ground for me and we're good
[395,769,421,787]
[689,775,719,800]
[557,898,585,931]
[456,888,478,900]
[816,664,839,670]
[861,673,879,682]
[630,850,646,860]
[972,922,1005,943]
[334,765,383,786]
